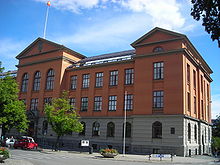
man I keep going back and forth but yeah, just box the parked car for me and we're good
[14,136,38,149]
[5,138,16,148]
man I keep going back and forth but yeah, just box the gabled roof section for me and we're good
[131,27,186,47]
[131,27,213,74]
[16,37,86,59]
[80,50,135,63]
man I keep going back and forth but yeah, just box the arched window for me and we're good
[79,122,86,136]
[42,120,48,135]
[21,73,29,92]
[107,122,115,137]
[46,69,55,90]
[92,122,100,136]
[152,121,162,138]
[123,122,131,138]
[33,71,41,91]
[153,46,164,53]
[194,124,197,142]
[188,123,191,141]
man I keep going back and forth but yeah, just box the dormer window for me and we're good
[153,46,164,53]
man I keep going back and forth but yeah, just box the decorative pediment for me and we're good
[131,27,186,47]
[16,38,85,59]
[16,38,64,59]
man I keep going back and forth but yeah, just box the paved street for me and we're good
[2,149,220,165]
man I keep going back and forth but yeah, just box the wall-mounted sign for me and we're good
[81,140,89,146]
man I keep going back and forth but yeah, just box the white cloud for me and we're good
[212,94,220,119]
[0,39,25,58]
[34,0,101,13]
[54,13,150,53]
[119,0,185,30]
[34,0,193,31]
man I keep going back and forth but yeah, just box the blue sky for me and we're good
[0,0,219,118]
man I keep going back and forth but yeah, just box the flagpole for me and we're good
[123,91,127,157]
[43,2,50,39]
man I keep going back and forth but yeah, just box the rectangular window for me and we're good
[81,97,88,111]
[44,97,52,105]
[193,70,196,89]
[201,100,204,117]
[207,84,210,100]
[82,74,90,88]
[153,62,164,80]
[187,92,191,111]
[108,96,117,111]
[187,64,190,84]
[69,98,76,109]
[109,70,118,86]
[170,127,175,134]
[70,75,77,90]
[124,94,133,111]
[194,96,196,114]
[153,91,164,108]
[30,98,38,111]
[125,68,134,85]
[201,76,203,93]
[94,96,102,111]
[95,72,103,88]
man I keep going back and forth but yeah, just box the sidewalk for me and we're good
[2,159,33,165]
[41,149,220,164]
[2,149,220,165]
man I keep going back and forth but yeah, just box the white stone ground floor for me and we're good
[8,114,212,157]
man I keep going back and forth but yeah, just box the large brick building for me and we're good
[14,27,212,156]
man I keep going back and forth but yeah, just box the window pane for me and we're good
[21,73,29,92]
[108,96,117,111]
[46,69,55,90]
[109,71,118,86]
[81,97,88,111]
[153,91,164,108]
[125,68,134,85]
[94,96,102,111]
[70,75,77,90]
[95,72,103,87]
[153,62,164,80]
[124,94,133,111]
[82,74,90,88]
[33,71,41,91]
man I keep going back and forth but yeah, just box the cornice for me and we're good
[133,48,185,59]
[17,49,60,59]
[16,56,76,68]
[133,37,184,48]
[183,49,213,82]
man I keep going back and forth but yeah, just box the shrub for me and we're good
[0,147,10,158]
[100,148,118,154]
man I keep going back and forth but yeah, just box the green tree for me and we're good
[212,115,220,137]
[44,91,83,151]
[191,0,220,47]
[0,62,29,135]
[212,137,220,156]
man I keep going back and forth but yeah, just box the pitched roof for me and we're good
[79,49,135,63]
[16,37,86,59]
[131,27,186,47]
[131,27,213,74]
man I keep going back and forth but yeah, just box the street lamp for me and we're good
[123,91,127,157]
[0,124,2,139]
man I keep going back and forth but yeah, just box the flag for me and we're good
[47,1,51,6]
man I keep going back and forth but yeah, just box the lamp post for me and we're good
[0,124,2,139]
[123,91,127,157]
